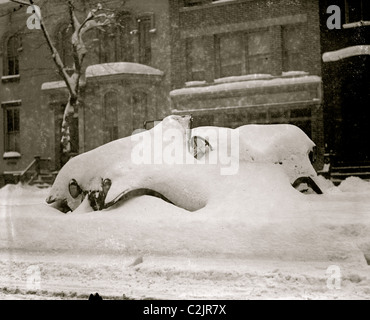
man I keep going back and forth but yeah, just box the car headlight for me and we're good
[68,179,82,199]
[102,178,112,196]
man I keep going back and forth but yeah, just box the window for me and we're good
[132,92,148,130]
[345,0,370,23]
[4,106,20,152]
[94,27,119,64]
[103,92,119,143]
[246,31,271,74]
[186,37,206,81]
[215,30,271,78]
[282,25,305,72]
[192,114,214,127]
[88,12,134,64]
[5,35,21,76]
[117,12,134,62]
[218,33,243,77]
[138,16,152,65]
[56,26,74,68]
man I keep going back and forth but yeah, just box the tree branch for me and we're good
[10,0,31,6]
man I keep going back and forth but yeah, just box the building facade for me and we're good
[1,0,368,186]
[320,0,370,166]
[169,0,325,170]
[0,0,172,184]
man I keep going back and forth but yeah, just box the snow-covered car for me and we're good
[46,115,322,213]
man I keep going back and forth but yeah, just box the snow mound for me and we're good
[47,115,318,214]
[238,124,316,182]
[338,177,370,193]
[0,183,49,205]
[315,175,337,193]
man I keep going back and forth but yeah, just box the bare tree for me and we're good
[10,0,115,157]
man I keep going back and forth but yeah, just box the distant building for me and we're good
[0,0,171,184]
[320,0,370,169]
[1,0,368,186]
[168,0,325,170]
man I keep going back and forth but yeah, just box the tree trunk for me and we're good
[61,94,78,157]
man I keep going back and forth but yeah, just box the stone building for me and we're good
[0,0,171,184]
[1,0,368,186]
[169,0,325,170]
[319,0,370,173]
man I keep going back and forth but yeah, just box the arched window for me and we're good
[96,27,117,64]
[56,25,74,68]
[103,92,119,143]
[90,11,134,64]
[132,92,148,130]
[138,16,152,65]
[5,35,21,76]
[117,12,134,62]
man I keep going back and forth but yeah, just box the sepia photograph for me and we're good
[0,0,369,303]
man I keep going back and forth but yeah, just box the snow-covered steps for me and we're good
[330,165,370,185]
[29,173,57,188]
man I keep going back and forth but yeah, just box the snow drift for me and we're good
[46,115,318,214]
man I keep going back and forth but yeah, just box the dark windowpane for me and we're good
[7,110,14,132]
[271,109,289,119]
[247,31,271,74]
[187,37,206,81]
[248,31,270,55]
[249,112,267,121]
[132,92,148,130]
[282,25,304,72]
[70,117,79,153]
[6,35,20,75]
[14,109,20,131]
[249,56,271,74]
[192,114,214,127]
[104,92,119,143]
[347,0,362,22]
[219,33,243,77]
[363,0,370,20]
[139,17,152,65]
[117,13,134,62]
[290,108,311,118]
[282,27,303,51]
[15,133,20,152]
[5,108,20,152]
[104,92,118,124]
[92,26,120,64]
[225,113,244,128]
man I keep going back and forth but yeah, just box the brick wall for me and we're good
[170,0,322,89]
[169,0,325,169]
[0,0,171,176]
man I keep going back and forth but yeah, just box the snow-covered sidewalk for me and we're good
[1,179,370,299]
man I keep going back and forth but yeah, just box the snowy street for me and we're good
[0,0,369,303]
[1,178,370,300]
